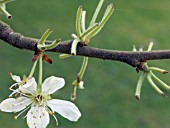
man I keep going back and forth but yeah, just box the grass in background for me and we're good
[0,0,170,128]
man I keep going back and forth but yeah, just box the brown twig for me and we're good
[1,20,170,68]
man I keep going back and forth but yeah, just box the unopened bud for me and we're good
[78,81,84,89]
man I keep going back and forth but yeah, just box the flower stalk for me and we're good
[28,60,38,78]
[78,57,88,79]
[36,29,61,91]
[38,54,43,92]
[71,57,88,100]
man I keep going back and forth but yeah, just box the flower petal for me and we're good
[19,77,37,95]
[42,76,65,94]
[27,105,49,128]
[0,97,32,112]
[10,73,21,83]
[47,99,81,121]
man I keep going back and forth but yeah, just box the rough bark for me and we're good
[1,20,170,68]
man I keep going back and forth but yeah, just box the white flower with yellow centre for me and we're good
[0,76,81,128]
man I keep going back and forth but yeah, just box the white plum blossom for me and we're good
[0,76,81,128]
[8,73,36,97]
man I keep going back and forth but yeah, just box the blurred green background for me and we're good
[1,0,170,128]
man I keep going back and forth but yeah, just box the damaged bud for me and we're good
[42,54,52,64]
[32,54,40,62]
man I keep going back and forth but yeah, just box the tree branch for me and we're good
[0,20,170,68]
